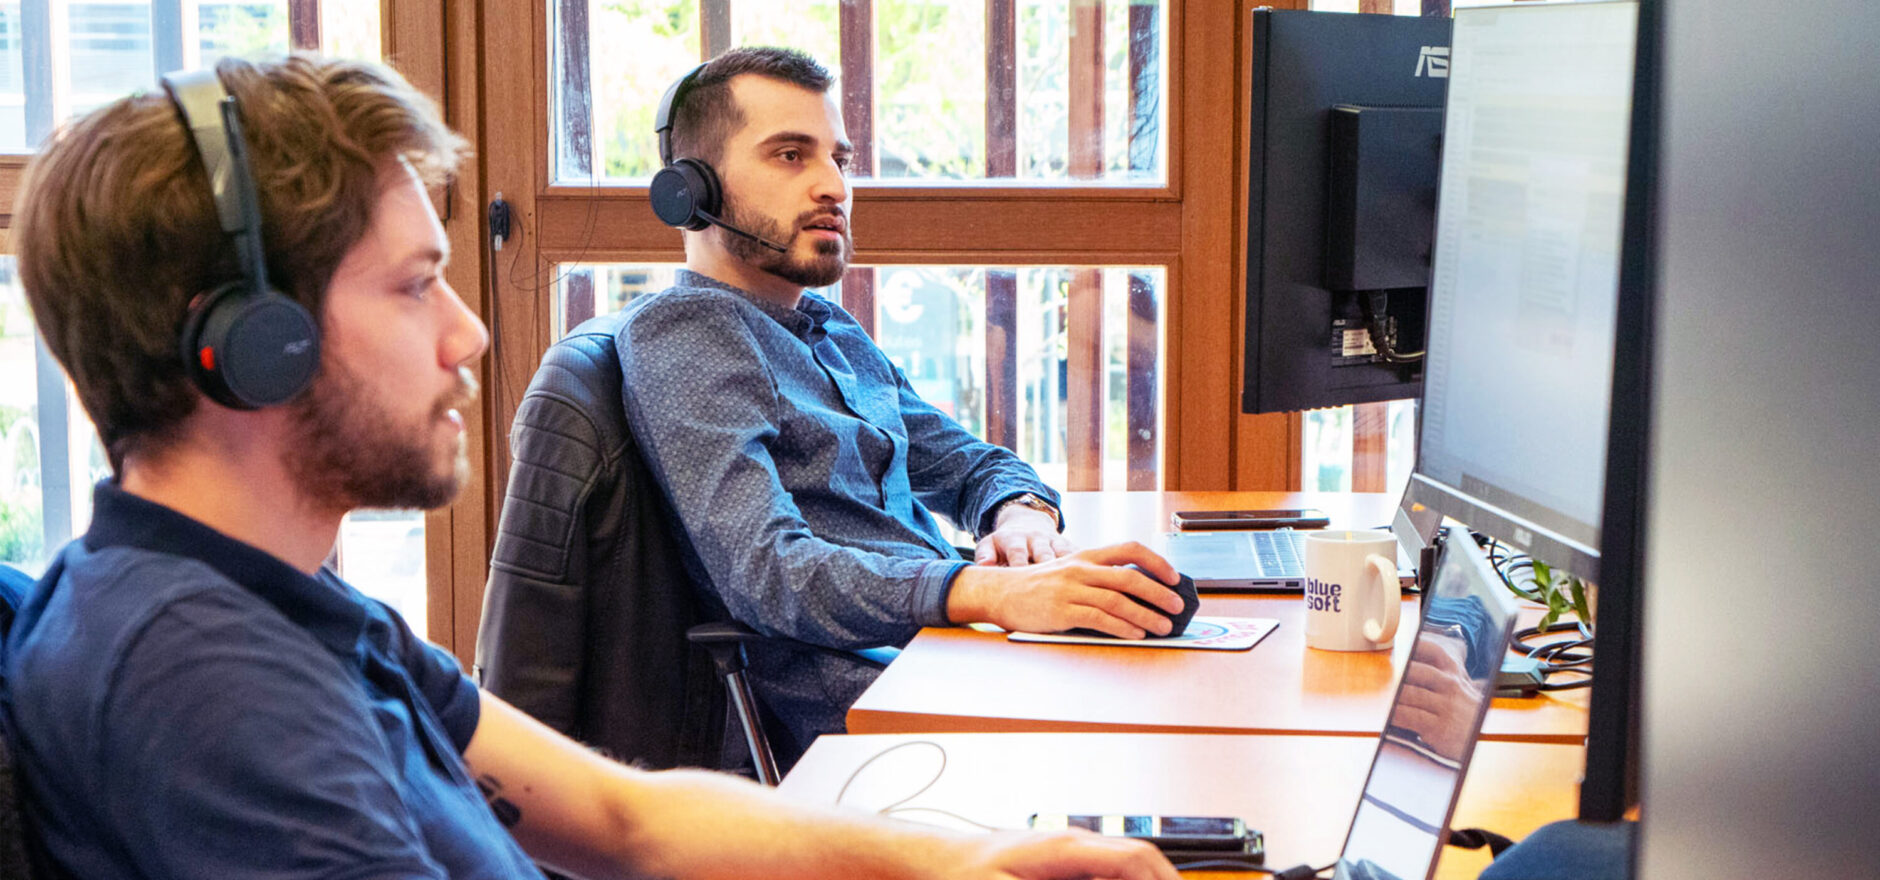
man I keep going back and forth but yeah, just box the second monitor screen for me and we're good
[1414,1,1640,562]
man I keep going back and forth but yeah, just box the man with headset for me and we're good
[572,47,1187,751]
[0,55,1177,880]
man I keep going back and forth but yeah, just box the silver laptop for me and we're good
[1145,530,1515,874]
[1327,531,1519,880]
[1164,490,1439,592]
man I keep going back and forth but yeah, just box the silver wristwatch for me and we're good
[999,492,1061,529]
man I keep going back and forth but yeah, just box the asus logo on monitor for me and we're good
[1416,46,1450,78]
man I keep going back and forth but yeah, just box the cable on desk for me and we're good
[832,740,1013,832]
[1485,541,1601,692]
[1171,861,1332,878]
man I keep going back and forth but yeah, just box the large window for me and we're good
[0,2,432,634]
[551,0,1167,185]
[556,262,1165,491]
[482,0,1210,520]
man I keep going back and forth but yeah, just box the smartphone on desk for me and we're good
[1029,814,1262,857]
[1171,508,1330,530]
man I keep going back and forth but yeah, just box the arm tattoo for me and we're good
[474,774,524,828]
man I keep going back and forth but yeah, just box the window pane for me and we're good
[4,272,425,620]
[2,3,28,152]
[0,257,47,571]
[555,262,1166,491]
[337,509,427,634]
[1303,406,1354,492]
[3,0,381,152]
[553,0,1168,186]
[0,256,108,576]
[1301,399,1419,496]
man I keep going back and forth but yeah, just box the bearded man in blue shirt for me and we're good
[577,48,1187,750]
[0,54,1178,880]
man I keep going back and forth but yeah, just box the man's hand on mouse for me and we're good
[946,543,1185,640]
[975,501,1075,566]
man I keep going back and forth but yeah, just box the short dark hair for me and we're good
[669,46,834,167]
[14,55,466,470]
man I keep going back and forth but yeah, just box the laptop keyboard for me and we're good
[1252,529,1305,577]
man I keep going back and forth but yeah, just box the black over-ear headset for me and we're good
[162,69,321,410]
[648,63,786,253]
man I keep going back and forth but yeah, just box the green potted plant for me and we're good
[1506,557,1594,630]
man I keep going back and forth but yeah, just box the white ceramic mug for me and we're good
[1303,529,1402,652]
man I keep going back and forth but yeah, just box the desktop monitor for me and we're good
[1402,0,1645,823]
[1241,10,1452,415]
[1637,0,1880,875]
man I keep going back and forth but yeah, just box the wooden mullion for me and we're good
[150,0,183,75]
[20,0,54,148]
[839,0,876,177]
[563,269,595,334]
[288,0,321,51]
[986,270,1019,451]
[986,0,1016,178]
[1359,0,1393,14]
[701,0,730,60]
[471,0,551,662]
[841,266,877,338]
[1127,2,1158,176]
[1423,0,1451,15]
[1068,0,1104,179]
[1066,269,1103,489]
[1125,271,1157,489]
[555,0,592,180]
[1351,402,1389,493]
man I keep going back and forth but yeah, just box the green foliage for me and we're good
[200,5,289,59]
[1510,558,1592,630]
[0,497,43,565]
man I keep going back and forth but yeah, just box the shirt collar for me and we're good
[674,269,833,341]
[82,480,369,658]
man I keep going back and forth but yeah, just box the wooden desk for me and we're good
[780,732,1584,880]
[848,492,1589,742]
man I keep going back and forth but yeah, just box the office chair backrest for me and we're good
[476,316,741,772]
[0,564,28,637]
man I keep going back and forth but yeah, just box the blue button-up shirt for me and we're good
[0,483,542,879]
[617,270,1058,745]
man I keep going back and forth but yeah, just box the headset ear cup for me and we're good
[181,282,321,410]
[676,158,723,218]
[649,158,721,231]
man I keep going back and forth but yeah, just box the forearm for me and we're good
[614,768,969,880]
[707,525,962,645]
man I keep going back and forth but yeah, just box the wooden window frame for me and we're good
[0,0,475,655]
[469,1,1313,658]
[3,0,1351,666]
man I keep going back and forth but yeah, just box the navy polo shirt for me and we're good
[0,483,543,879]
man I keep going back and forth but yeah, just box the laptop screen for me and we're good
[1334,533,1519,880]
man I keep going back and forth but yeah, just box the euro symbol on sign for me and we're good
[1416,46,1450,78]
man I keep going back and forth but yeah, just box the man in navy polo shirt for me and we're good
[0,55,1177,880]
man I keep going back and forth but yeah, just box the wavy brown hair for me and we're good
[14,55,467,471]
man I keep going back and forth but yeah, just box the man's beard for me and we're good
[283,358,476,514]
[718,195,851,289]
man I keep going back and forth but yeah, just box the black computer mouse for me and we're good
[1069,564,1200,639]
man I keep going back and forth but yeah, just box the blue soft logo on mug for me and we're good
[1306,578,1343,612]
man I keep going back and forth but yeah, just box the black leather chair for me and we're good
[477,317,799,781]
